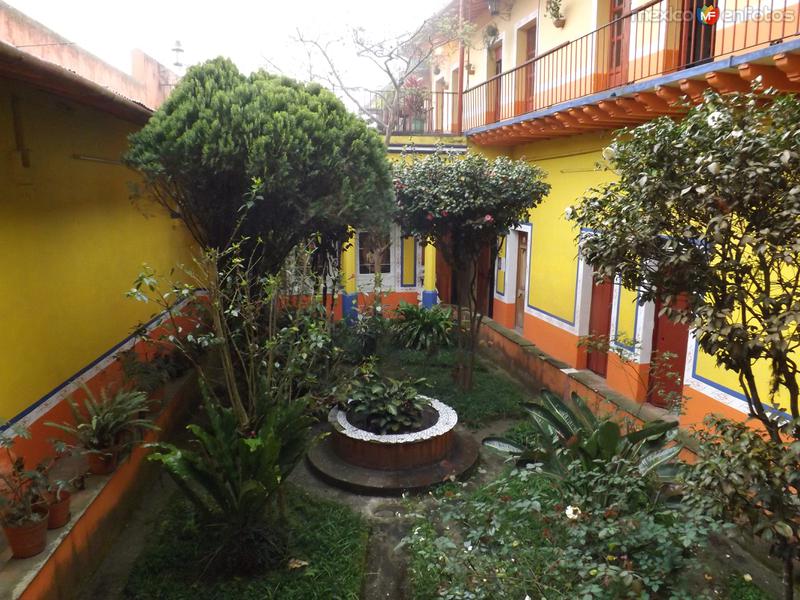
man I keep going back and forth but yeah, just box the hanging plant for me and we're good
[546,0,566,27]
[483,23,500,48]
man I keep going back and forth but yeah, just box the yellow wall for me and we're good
[615,287,638,344]
[512,132,615,323]
[0,78,195,422]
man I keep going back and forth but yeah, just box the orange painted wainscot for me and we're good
[1,370,198,600]
[477,316,702,460]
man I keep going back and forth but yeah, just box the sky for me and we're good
[7,0,450,90]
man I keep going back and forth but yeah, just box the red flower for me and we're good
[426,213,434,221]
[441,210,449,217]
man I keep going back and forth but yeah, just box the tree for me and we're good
[394,151,550,389]
[568,90,800,444]
[297,9,471,144]
[125,57,393,275]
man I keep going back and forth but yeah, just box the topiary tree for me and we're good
[568,90,800,445]
[394,151,549,389]
[125,57,393,276]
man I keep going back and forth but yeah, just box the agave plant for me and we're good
[484,388,681,479]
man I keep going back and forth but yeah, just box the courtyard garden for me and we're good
[4,57,799,600]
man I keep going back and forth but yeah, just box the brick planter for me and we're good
[328,398,457,471]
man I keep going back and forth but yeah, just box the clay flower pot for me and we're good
[87,450,117,475]
[554,16,566,27]
[3,509,49,558]
[46,491,71,530]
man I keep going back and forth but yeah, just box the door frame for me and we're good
[607,0,632,87]
[647,299,690,408]
[514,230,529,330]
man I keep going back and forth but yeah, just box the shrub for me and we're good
[405,458,715,599]
[148,385,314,575]
[684,415,800,596]
[347,363,428,434]
[391,302,453,355]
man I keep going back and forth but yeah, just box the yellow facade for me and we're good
[0,78,195,424]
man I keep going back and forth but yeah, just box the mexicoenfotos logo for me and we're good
[697,4,720,24]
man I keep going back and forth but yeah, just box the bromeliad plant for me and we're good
[46,386,157,474]
[391,301,453,356]
[347,363,429,434]
[484,388,681,481]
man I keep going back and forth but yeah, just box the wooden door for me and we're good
[648,300,689,408]
[434,80,445,132]
[492,44,503,121]
[586,277,614,377]
[515,232,528,330]
[608,0,631,87]
[525,25,537,112]
[680,0,716,67]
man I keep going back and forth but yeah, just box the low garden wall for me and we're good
[478,316,699,457]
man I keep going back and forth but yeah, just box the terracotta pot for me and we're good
[87,450,117,475]
[554,17,566,28]
[3,510,49,558]
[47,491,71,530]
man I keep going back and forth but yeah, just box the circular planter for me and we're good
[47,491,71,530]
[3,509,49,558]
[329,397,458,471]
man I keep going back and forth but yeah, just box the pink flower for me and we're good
[426,213,434,221]
[441,210,449,217]
[484,214,494,222]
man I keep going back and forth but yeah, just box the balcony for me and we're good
[463,0,800,144]
[361,89,460,137]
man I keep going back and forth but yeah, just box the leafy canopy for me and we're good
[393,150,549,389]
[126,57,393,273]
[569,90,800,438]
[393,151,550,268]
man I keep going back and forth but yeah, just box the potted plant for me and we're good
[547,0,566,27]
[401,76,428,133]
[483,23,500,48]
[47,385,158,475]
[0,426,49,558]
[346,366,430,435]
[44,479,72,530]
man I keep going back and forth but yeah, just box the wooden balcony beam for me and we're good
[634,92,686,116]
[774,53,800,83]
[615,97,653,118]
[655,85,687,108]
[679,78,711,102]
[738,63,800,92]
[705,71,750,93]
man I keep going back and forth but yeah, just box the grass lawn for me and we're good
[377,347,533,427]
[123,486,368,600]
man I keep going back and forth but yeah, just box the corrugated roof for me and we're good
[0,39,152,123]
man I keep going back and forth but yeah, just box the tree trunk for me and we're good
[784,554,794,600]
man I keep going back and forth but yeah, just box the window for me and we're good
[358,232,391,275]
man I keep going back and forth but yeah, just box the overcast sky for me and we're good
[7,0,449,89]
